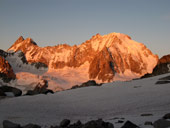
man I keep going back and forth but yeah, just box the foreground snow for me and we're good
[0,73,170,128]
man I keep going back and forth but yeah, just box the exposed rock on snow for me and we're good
[0,85,22,97]
[22,123,41,128]
[121,121,139,128]
[5,50,48,73]
[70,80,102,89]
[3,120,21,128]
[0,49,49,92]
[155,75,170,84]
[3,120,41,128]
[140,113,153,117]
[25,80,53,95]
[51,119,114,128]
[59,119,70,127]
[153,119,170,128]
[0,49,48,74]
[0,89,6,96]
[8,33,158,83]
[144,121,153,126]
[82,119,114,128]
[163,113,170,120]
[2,119,114,128]
[30,62,48,69]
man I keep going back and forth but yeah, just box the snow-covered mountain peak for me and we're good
[24,37,37,45]
[17,36,25,42]
[8,36,24,50]
[83,32,148,54]
[8,36,37,52]
[7,33,158,85]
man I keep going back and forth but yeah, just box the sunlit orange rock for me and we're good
[8,32,158,82]
[0,56,16,82]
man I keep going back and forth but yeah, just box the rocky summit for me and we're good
[8,32,158,83]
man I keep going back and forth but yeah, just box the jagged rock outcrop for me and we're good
[25,80,53,95]
[0,48,47,74]
[142,54,170,78]
[8,33,158,82]
[71,80,102,89]
[0,56,16,82]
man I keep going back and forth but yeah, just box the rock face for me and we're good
[8,33,158,82]
[142,54,170,78]
[0,56,16,82]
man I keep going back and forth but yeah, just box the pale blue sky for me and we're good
[0,0,170,57]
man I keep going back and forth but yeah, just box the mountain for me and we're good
[142,54,170,78]
[8,33,158,84]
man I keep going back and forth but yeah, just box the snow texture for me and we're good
[0,73,170,128]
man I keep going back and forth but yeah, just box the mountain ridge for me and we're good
[8,32,158,83]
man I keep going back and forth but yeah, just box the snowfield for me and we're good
[0,73,170,128]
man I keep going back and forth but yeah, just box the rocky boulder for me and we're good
[31,62,48,69]
[83,119,114,128]
[60,119,70,127]
[25,80,53,95]
[121,121,139,128]
[3,120,41,128]
[155,75,170,84]
[71,80,102,89]
[0,85,22,97]
[163,113,170,120]
[3,120,21,128]
[22,124,41,128]
[153,119,170,128]
[0,89,6,96]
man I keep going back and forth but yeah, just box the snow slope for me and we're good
[0,73,170,128]
[11,62,90,93]
[6,51,48,74]
[0,51,90,92]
